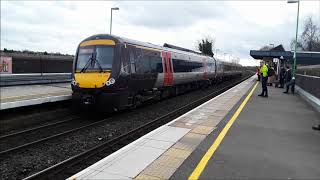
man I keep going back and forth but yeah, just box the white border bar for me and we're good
[0,94,71,110]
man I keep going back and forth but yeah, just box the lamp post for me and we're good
[110,7,119,35]
[287,0,300,80]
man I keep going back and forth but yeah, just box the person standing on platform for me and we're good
[258,62,269,97]
[283,65,294,94]
[267,66,275,86]
[279,65,285,88]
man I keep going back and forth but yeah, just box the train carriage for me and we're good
[71,34,242,111]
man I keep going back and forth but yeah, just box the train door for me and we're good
[162,51,173,86]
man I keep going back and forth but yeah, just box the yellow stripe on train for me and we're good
[80,39,115,47]
[74,72,110,88]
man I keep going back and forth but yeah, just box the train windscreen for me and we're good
[76,46,114,72]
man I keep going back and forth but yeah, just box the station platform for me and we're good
[0,83,71,110]
[68,76,320,180]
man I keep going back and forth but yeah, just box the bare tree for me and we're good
[198,36,215,57]
[290,39,304,51]
[291,16,320,51]
[301,16,320,51]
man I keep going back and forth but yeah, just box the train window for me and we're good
[79,48,94,54]
[172,59,180,72]
[156,57,163,73]
[226,65,231,71]
[129,52,136,73]
[135,53,152,74]
[120,48,130,74]
[120,62,130,74]
[224,65,229,71]
[76,46,114,71]
[172,59,203,72]
[207,62,213,72]
[210,59,216,72]
[95,46,114,69]
[216,62,221,72]
[127,48,162,74]
[149,56,163,73]
[76,47,94,71]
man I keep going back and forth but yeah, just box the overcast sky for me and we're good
[1,1,319,66]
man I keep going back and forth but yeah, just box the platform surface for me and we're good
[68,76,256,180]
[0,83,71,110]
[173,82,320,179]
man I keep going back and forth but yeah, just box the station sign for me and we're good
[0,56,12,74]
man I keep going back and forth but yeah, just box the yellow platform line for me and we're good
[188,81,259,180]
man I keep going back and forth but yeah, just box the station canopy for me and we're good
[250,44,320,65]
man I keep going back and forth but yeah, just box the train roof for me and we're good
[81,34,242,66]
[81,34,215,60]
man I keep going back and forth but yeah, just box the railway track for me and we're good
[24,74,253,180]
[0,115,114,156]
[0,102,73,135]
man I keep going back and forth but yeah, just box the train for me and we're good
[71,34,243,111]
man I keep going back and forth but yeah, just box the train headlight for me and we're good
[109,78,115,84]
[105,78,116,86]
[71,79,77,86]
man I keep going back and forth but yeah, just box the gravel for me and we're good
[0,74,251,180]
[0,102,73,135]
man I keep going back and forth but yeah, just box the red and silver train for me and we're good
[71,34,242,111]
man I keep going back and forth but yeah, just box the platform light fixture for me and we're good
[110,7,119,35]
[287,0,300,80]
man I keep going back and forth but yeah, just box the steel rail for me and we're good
[0,115,78,139]
[24,75,252,180]
[0,116,112,156]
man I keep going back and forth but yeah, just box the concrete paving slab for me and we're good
[89,171,131,180]
[138,139,174,150]
[172,84,320,179]
[0,82,71,109]
[147,126,190,143]
[0,83,71,99]
[169,121,199,129]
[98,146,165,178]
[68,169,100,180]
[85,145,141,172]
